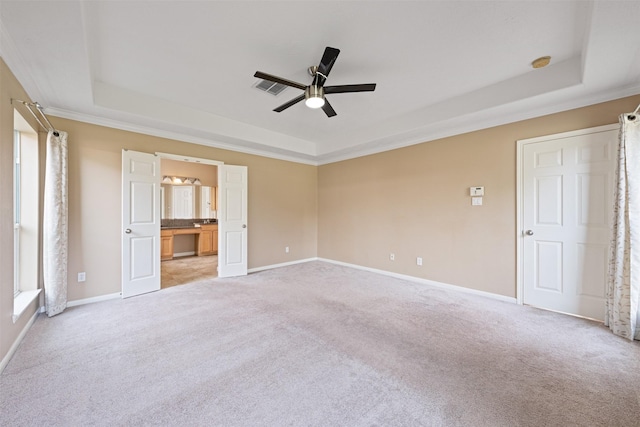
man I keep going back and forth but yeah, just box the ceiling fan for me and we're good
[254,46,376,118]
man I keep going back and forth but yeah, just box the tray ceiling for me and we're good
[1,1,639,164]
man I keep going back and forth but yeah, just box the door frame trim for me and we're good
[155,152,225,166]
[155,151,225,278]
[515,123,618,305]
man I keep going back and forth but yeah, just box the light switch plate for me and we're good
[470,186,484,196]
[472,197,483,206]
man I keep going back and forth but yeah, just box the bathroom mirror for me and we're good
[161,184,217,219]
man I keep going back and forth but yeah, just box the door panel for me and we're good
[131,182,155,223]
[576,243,607,298]
[535,175,562,225]
[122,150,161,298]
[130,236,155,279]
[535,241,563,293]
[577,173,608,226]
[521,127,616,320]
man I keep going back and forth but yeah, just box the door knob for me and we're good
[125,229,132,234]
[525,230,534,236]
[242,224,247,229]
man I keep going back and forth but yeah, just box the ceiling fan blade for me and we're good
[254,71,306,91]
[324,83,377,94]
[321,99,337,118]
[318,47,340,77]
[273,94,305,112]
[313,47,340,87]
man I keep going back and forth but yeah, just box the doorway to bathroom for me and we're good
[159,156,219,289]
[122,150,248,298]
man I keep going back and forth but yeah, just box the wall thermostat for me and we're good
[470,186,484,196]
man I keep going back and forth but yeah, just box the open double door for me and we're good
[121,150,247,298]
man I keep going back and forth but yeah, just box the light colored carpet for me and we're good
[1,261,639,426]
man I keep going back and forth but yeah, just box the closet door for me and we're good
[519,125,616,320]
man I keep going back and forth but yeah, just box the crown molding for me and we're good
[46,107,320,166]
[43,86,640,167]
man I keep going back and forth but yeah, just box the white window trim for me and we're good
[13,129,20,298]
[13,223,20,298]
[13,289,41,323]
[13,112,41,322]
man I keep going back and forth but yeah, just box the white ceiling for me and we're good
[1,1,640,165]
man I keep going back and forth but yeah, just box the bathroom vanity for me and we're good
[160,223,218,261]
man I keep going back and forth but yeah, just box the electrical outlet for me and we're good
[390,253,395,261]
[285,246,289,253]
[78,272,86,282]
[417,257,423,266]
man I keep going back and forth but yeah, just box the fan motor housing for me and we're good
[305,85,324,100]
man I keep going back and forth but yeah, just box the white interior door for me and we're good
[218,165,248,277]
[172,185,194,219]
[519,125,617,320]
[122,150,161,298]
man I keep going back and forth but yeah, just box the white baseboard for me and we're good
[173,251,196,258]
[248,257,319,273]
[0,309,39,375]
[67,292,121,308]
[317,258,517,304]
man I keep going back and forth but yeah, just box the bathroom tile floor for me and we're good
[161,255,218,289]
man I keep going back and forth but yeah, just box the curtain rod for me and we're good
[12,99,60,137]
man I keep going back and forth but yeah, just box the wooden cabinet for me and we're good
[199,224,218,256]
[160,230,174,261]
[200,229,213,254]
[160,224,218,261]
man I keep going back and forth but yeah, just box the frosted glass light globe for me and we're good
[305,96,325,109]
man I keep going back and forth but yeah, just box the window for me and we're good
[13,110,41,322]
[13,130,20,297]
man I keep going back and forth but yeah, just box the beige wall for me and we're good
[318,94,640,298]
[0,58,45,365]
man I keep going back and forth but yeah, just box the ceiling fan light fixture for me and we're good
[255,46,376,117]
[305,86,325,109]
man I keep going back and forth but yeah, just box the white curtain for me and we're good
[43,130,68,317]
[605,112,640,340]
